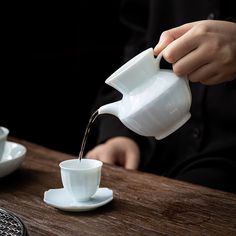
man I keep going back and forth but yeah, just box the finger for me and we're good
[85,150,99,160]
[172,46,208,76]
[190,63,234,85]
[85,145,105,160]
[200,75,221,85]
[154,32,176,56]
[154,22,195,55]
[163,31,198,64]
[188,63,217,84]
[94,145,118,164]
[125,152,140,170]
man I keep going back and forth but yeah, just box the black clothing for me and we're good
[92,0,236,193]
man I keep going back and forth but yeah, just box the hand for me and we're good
[154,20,236,85]
[86,137,140,170]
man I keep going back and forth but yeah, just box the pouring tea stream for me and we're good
[79,48,192,160]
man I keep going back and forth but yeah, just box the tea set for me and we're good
[45,47,191,211]
[44,159,113,212]
[3,47,192,212]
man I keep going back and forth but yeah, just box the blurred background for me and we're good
[2,1,128,155]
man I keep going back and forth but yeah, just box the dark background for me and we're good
[2,2,128,155]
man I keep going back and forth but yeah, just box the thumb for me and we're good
[154,22,195,55]
[124,150,140,170]
[125,155,139,170]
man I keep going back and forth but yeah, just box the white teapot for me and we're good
[98,48,192,140]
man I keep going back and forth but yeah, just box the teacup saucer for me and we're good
[0,141,27,178]
[44,187,113,212]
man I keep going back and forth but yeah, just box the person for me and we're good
[86,0,236,193]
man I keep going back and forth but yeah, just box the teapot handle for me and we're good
[155,51,190,87]
[155,52,163,70]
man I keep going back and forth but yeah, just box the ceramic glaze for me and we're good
[98,48,192,139]
[59,159,103,202]
[0,127,9,160]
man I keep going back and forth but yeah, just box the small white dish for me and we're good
[44,187,113,212]
[0,141,27,178]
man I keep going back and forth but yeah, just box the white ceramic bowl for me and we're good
[0,141,27,178]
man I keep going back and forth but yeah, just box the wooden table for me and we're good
[1,138,236,235]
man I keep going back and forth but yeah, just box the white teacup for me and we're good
[0,127,9,161]
[59,158,103,202]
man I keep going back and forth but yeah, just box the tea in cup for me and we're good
[59,159,103,202]
[0,127,9,161]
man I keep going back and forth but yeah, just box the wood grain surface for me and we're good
[0,138,236,235]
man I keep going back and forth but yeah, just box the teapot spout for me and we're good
[98,100,121,117]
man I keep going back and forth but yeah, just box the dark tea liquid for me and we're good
[78,110,99,160]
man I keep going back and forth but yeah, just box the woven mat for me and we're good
[0,208,28,236]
